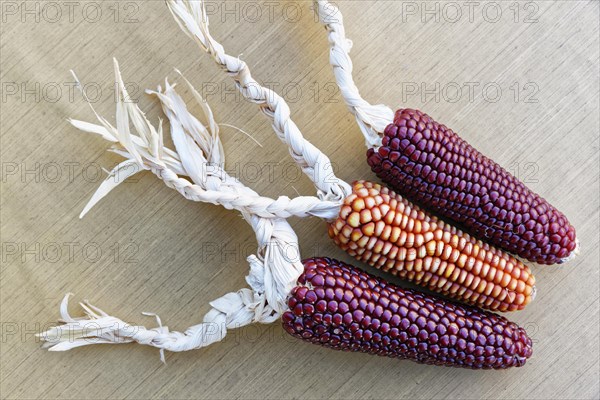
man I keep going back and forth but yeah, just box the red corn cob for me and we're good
[283,257,533,369]
[329,181,536,312]
[367,109,578,265]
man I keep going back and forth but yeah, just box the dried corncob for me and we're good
[312,2,578,265]
[329,181,536,312]
[283,257,533,369]
[366,111,578,266]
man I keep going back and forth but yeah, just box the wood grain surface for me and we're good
[1,1,598,399]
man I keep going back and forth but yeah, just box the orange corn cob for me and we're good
[328,181,536,312]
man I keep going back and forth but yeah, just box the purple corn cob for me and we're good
[282,257,533,370]
[367,109,578,265]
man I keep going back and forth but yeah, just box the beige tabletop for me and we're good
[1,1,598,399]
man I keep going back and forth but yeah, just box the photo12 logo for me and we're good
[1,161,142,185]
[1,241,139,264]
[400,81,540,104]
[198,80,340,104]
[1,1,141,24]
[1,81,140,104]
[399,1,540,24]
[202,1,307,23]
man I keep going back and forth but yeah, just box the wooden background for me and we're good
[1,1,598,399]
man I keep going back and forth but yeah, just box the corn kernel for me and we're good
[348,212,360,228]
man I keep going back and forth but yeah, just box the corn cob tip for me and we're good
[559,238,580,264]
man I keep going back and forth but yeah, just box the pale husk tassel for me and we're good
[69,60,341,220]
[38,61,303,361]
